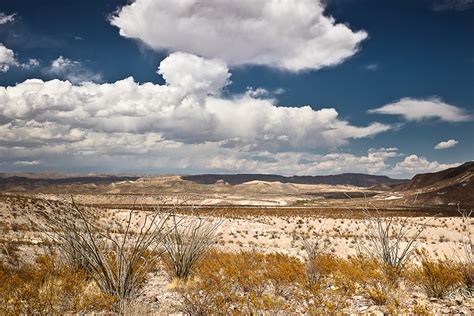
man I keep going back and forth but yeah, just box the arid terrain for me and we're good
[1,0,472,313]
[0,162,473,314]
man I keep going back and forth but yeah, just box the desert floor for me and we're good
[1,190,473,314]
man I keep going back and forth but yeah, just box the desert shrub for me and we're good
[306,253,399,306]
[409,250,463,298]
[339,256,395,305]
[22,198,173,310]
[347,256,399,306]
[162,215,223,279]
[177,250,307,314]
[359,209,430,274]
[458,261,474,294]
[301,230,327,260]
[302,230,331,285]
[176,250,398,313]
[176,250,418,313]
[0,254,115,315]
[305,253,339,285]
[459,208,473,294]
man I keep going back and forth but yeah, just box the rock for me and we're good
[358,306,368,312]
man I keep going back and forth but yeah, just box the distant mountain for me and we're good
[0,175,140,191]
[182,173,407,187]
[397,161,474,207]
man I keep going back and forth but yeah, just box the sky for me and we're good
[0,0,472,178]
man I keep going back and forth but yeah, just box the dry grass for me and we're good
[459,208,473,294]
[307,254,400,306]
[1,194,471,313]
[1,244,470,314]
[176,250,308,314]
[162,215,223,279]
[458,261,474,294]
[17,197,176,310]
[409,250,463,298]
[0,254,115,315]
[175,250,409,314]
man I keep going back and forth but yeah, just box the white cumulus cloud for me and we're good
[157,52,230,95]
[0,43,18,72]
[110,0,367,72]
[369,97,472,122]
[434,139,459,150]
[0,44,40,72]
[391,154,460,176]
[0,52,393,172]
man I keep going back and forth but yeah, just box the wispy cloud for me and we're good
[21,58,40,69]
[47,55,102,83]
[364,63,378,71]
[369,97,472,122]
[14,160,40,166]
[0,12,15,25]
[434,139,459,150]
[431,0,474,11]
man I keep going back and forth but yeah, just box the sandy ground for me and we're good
[1,193,473,314]
[1,192,471,263]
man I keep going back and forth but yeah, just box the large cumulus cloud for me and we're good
[391,154,460,175]
[0,52,393,173]
[0,44,17,72]
[0,52,389,149]
[110,0,367,71]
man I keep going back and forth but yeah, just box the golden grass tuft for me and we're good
[0,254,115,315]
[408,250,464,298]
[175,250,404,313]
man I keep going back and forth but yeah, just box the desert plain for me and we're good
[0,166,473,315]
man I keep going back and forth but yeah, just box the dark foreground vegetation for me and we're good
[1,249,472,314]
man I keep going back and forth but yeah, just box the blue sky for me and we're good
[0,0,472,177]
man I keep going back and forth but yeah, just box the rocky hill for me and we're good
[397,161,474,207]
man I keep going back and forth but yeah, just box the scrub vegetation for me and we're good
[0,196,472,314]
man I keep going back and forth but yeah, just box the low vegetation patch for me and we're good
[0,255,115,315]
[176,250,310,314]
[1,195,472,313]
[162,215,223,279]
[408,250,464,299]
[175,250,411,314]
